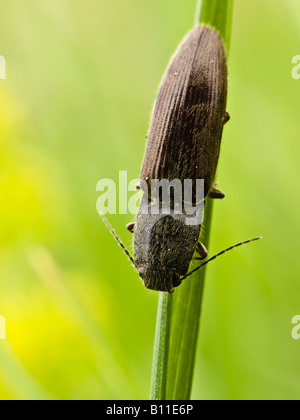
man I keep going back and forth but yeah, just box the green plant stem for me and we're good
[195,0,233,53]
[149,292,173,400]
[166,199,214,399]
[150,0,233,401]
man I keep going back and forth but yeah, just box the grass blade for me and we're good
[150,0,234,401]
[166,200,214,399]
[150,293,173,400]
[195,0,233,53]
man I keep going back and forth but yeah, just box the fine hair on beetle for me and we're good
[100,24,261,293]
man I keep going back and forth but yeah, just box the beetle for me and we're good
[129,24,228,292]
[100,25,260,293]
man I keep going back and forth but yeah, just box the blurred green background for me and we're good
[0,0,299,400]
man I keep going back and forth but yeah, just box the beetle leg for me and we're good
[208,185,225,199]
[224,112,230,124]
[126,222,135,233]
[193,241,208,260]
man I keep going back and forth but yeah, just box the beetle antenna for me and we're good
[182,236,262,280]
[99,213,135,266]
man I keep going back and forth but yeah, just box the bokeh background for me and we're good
[0,0,299,400]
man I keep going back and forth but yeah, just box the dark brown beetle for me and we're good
[130,25,229,292]
[101,25,261,293]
